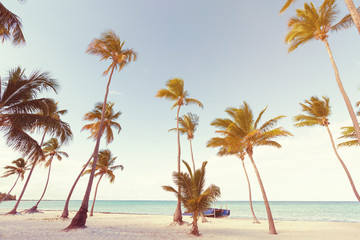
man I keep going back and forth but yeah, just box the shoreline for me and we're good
[1,210,360,239]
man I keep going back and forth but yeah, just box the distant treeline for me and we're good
[0,192,16,201]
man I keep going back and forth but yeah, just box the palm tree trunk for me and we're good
[7,129,47,215]
[325,125,360,201]
[241,158,260,224]
[173,105,183,224]
[190,212,200,236]
[189,139,196,173]
[90,174,103,216]
[25,160,53,214]
[323,40,360,146]
[65,65,115,230]
[248,152,276,234]
[0,175,20,204]
[36,160,53,207]
[343,0,360,35]
[61,153,93,219]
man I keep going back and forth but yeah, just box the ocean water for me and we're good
[1,200,359,223]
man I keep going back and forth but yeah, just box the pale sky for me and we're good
[1,0,360,202]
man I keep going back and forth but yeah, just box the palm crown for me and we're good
[40,138,69,167]
[207,133,246,159]
[294,96,331,127]
[156,78,203,110]
[0,3,25,45]
[285,0,353,52]
[81,102,121,145]
[211,102,292,154]
[338,126,358,147]
[0,67,65,159]
[2,158,28,179]
[169,113,199,140]
[84,149,123,183]
[86,30,137,76]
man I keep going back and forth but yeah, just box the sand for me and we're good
[0,210,360,240]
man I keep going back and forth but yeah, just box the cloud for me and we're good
[109,90,122,96]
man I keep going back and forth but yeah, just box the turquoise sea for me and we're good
[1,200,359,223]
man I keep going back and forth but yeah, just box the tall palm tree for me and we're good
[61,101,121,218]
[0,158,28,204]
[210,102,292,234]
[207,134,260,224]
[285,0,360,147]
[66,30,136,229]
[0,2,25,45]
[156,78,203,224]
[280,0,360,35]
[294,96,360,201]
[83,149,123,216]
[163,160,221,236]
[0,67,59,161]
[25,138,69,213]
[7,101,72,215]
[338,126,359,147]
[169,113,199,172]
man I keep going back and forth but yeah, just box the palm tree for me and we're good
[210,102,292,234]
[285,0,360,147]
[163,160,221,236]
[338,126,359,147]
[169,113,199,172]
[280,0,360,35]
[294,96,360,201]
[7,101,72,215]
[83,149,123,216]
[61,101,121,218]
[156,78,203,224]
[25,138,69,213]
[0,67,59,160]
[207,134,260,224]
[0,2,25,45]
[66,30,136,230]
[0,158,28,204]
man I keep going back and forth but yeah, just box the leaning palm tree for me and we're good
[207,134,260,224]
[210,102,292,234]
[163,160,221,236]
[7,101,72,215]
[280,0,360,35]
[66,30,136,230]
[156,78,203,224]
[338,126,359,147]
[0,158,28,204]
[25,138,69,213]
[294,96,360,201]
[0,67,59,161]
[285,0,360,147]
[83,149,123,216]
[0,2,25,45]
[61,101,121,219]
[169,113,199,172]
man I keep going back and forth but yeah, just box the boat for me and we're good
[183,208,230,218]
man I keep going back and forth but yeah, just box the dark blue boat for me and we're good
[183,208,230,218]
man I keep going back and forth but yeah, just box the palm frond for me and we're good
[280,0,297,13]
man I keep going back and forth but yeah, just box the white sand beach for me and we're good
[1,210,360,240]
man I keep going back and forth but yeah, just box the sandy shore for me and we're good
[1,210,360,240]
